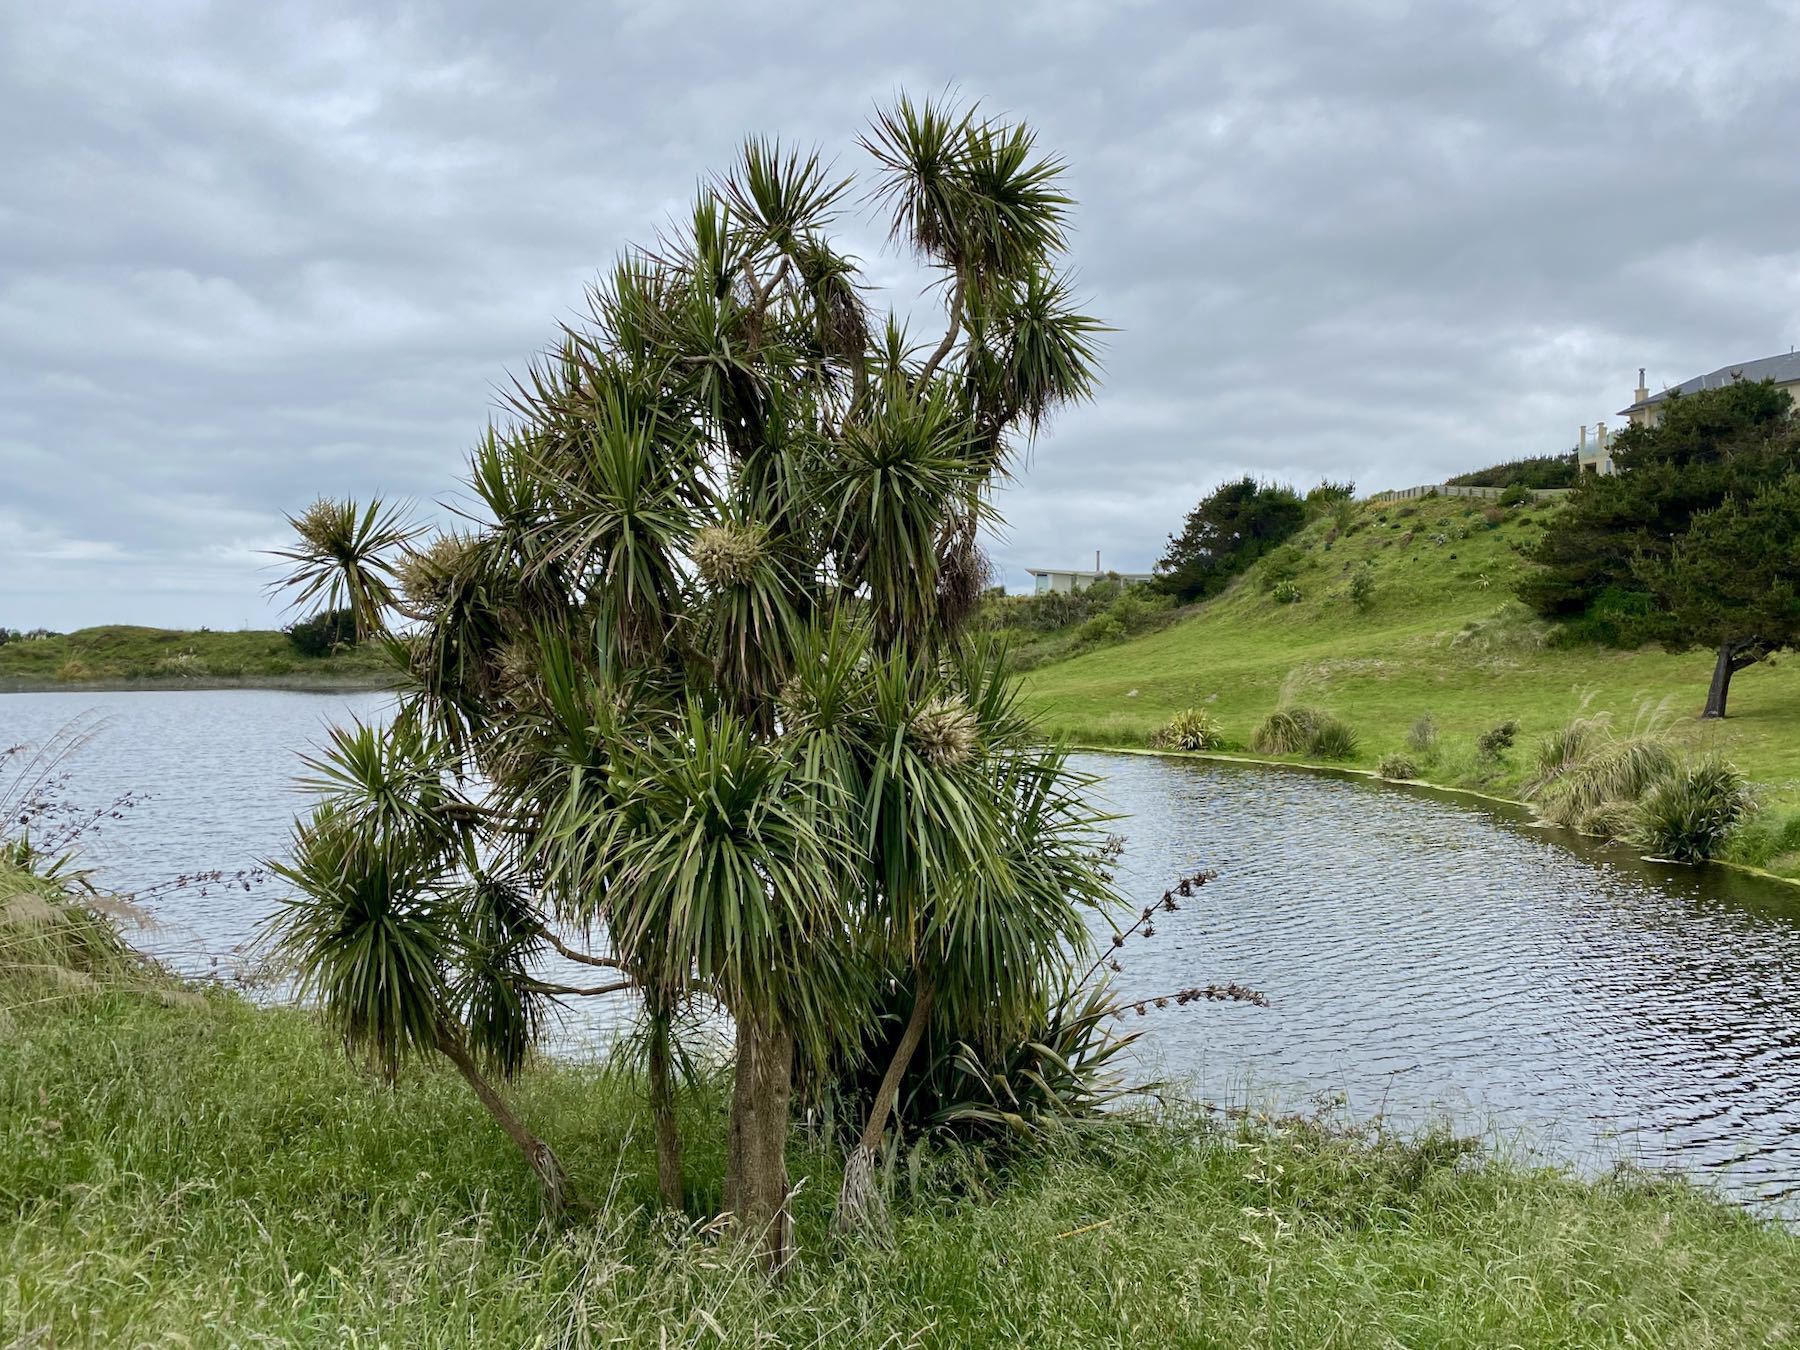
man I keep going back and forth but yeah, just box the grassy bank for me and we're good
[3,986,1797,1346]
[0,625,392,690]
[1019,493,1800,876]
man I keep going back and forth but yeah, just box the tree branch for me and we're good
[525,976,637,999]
[915,270,967,389]
[544,930,629,971]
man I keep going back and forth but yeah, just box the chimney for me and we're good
[1579,424,1588,457]
[1597,420,1608,449]
[1094,549,1101,574]
[1635,367,1649,404]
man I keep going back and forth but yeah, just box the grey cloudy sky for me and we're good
[5,0,1800,631]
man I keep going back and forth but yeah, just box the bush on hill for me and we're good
[284,607,360,657]
[1447,454,1578,490]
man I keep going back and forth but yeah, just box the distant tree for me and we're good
[284,607,359,657]
[1156,477,1306,603]
[1447,454,1577,490]
[1518,381,1798,633]
[1634,475,1800,718]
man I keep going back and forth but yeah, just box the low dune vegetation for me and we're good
[0,622,390,687]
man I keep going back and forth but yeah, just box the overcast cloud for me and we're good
[5,0,1800,630]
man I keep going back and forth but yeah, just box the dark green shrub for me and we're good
[1498,484,1532,507]
[1272,580,1302,604]
[1309,716,1359,761]
[1634,758,1755,863]
[285,608,359,657]
[1305,480,1355,513]
[1549,586,1665,649]
[1446,454,1577,490]
[1348,568,1375,611]
[1476,719,1519,757]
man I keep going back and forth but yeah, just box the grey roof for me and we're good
[1619,351,1800,415]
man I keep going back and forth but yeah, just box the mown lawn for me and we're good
[2,990,1796,1347]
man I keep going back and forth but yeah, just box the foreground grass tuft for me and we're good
[2,993,1796,1346]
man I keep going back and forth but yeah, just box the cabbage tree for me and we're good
[271,95,1111,1271]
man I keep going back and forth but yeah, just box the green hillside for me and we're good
[0,625,391,689]
[1019,492,1800,874]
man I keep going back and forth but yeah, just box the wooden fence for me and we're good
[1369,484,1573,504]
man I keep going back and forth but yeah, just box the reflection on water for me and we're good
[5,691,1799,1211]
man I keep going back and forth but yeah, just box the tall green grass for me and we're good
[3,992,1797,1347]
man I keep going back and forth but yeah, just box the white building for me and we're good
[1619,352,1800,429]
[1025,555,1156,594]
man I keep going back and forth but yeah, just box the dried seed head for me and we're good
[776,676,812,730]
[396,534,478,613]
[492,640,542,702]
[910,696,978,768]
[692,523,767,587]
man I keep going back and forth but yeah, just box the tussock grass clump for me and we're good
[1524,706,1754,860]
[1576,799,1641,841]
[1533,732,1681,831]
[1406,713,1439,757]
[1526,709,1607,795]
[1634,758,1756,863]
[1378,753,1420,780]
[0,851,151,1006]
[1251,707,1358,761]
[1252,706,1322,755]
[1149,708,1224,752]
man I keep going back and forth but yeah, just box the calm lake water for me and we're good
[6,688,1800,1213]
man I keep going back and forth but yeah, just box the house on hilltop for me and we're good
[1025,554,1155,594]
[1619,352,1800,430]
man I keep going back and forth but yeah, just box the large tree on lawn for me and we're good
[268,96,1117,1272]
[1634,475,1800,718]
[1518,380,1798,629]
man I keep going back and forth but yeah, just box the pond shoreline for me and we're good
[1082,742,1800,892]
[0,673,397,695]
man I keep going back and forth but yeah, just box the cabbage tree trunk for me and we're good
[646,1007,684,1210]
[834,978,934,1234]
[436,1030,574,1217]
[723,1009,795,1274]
